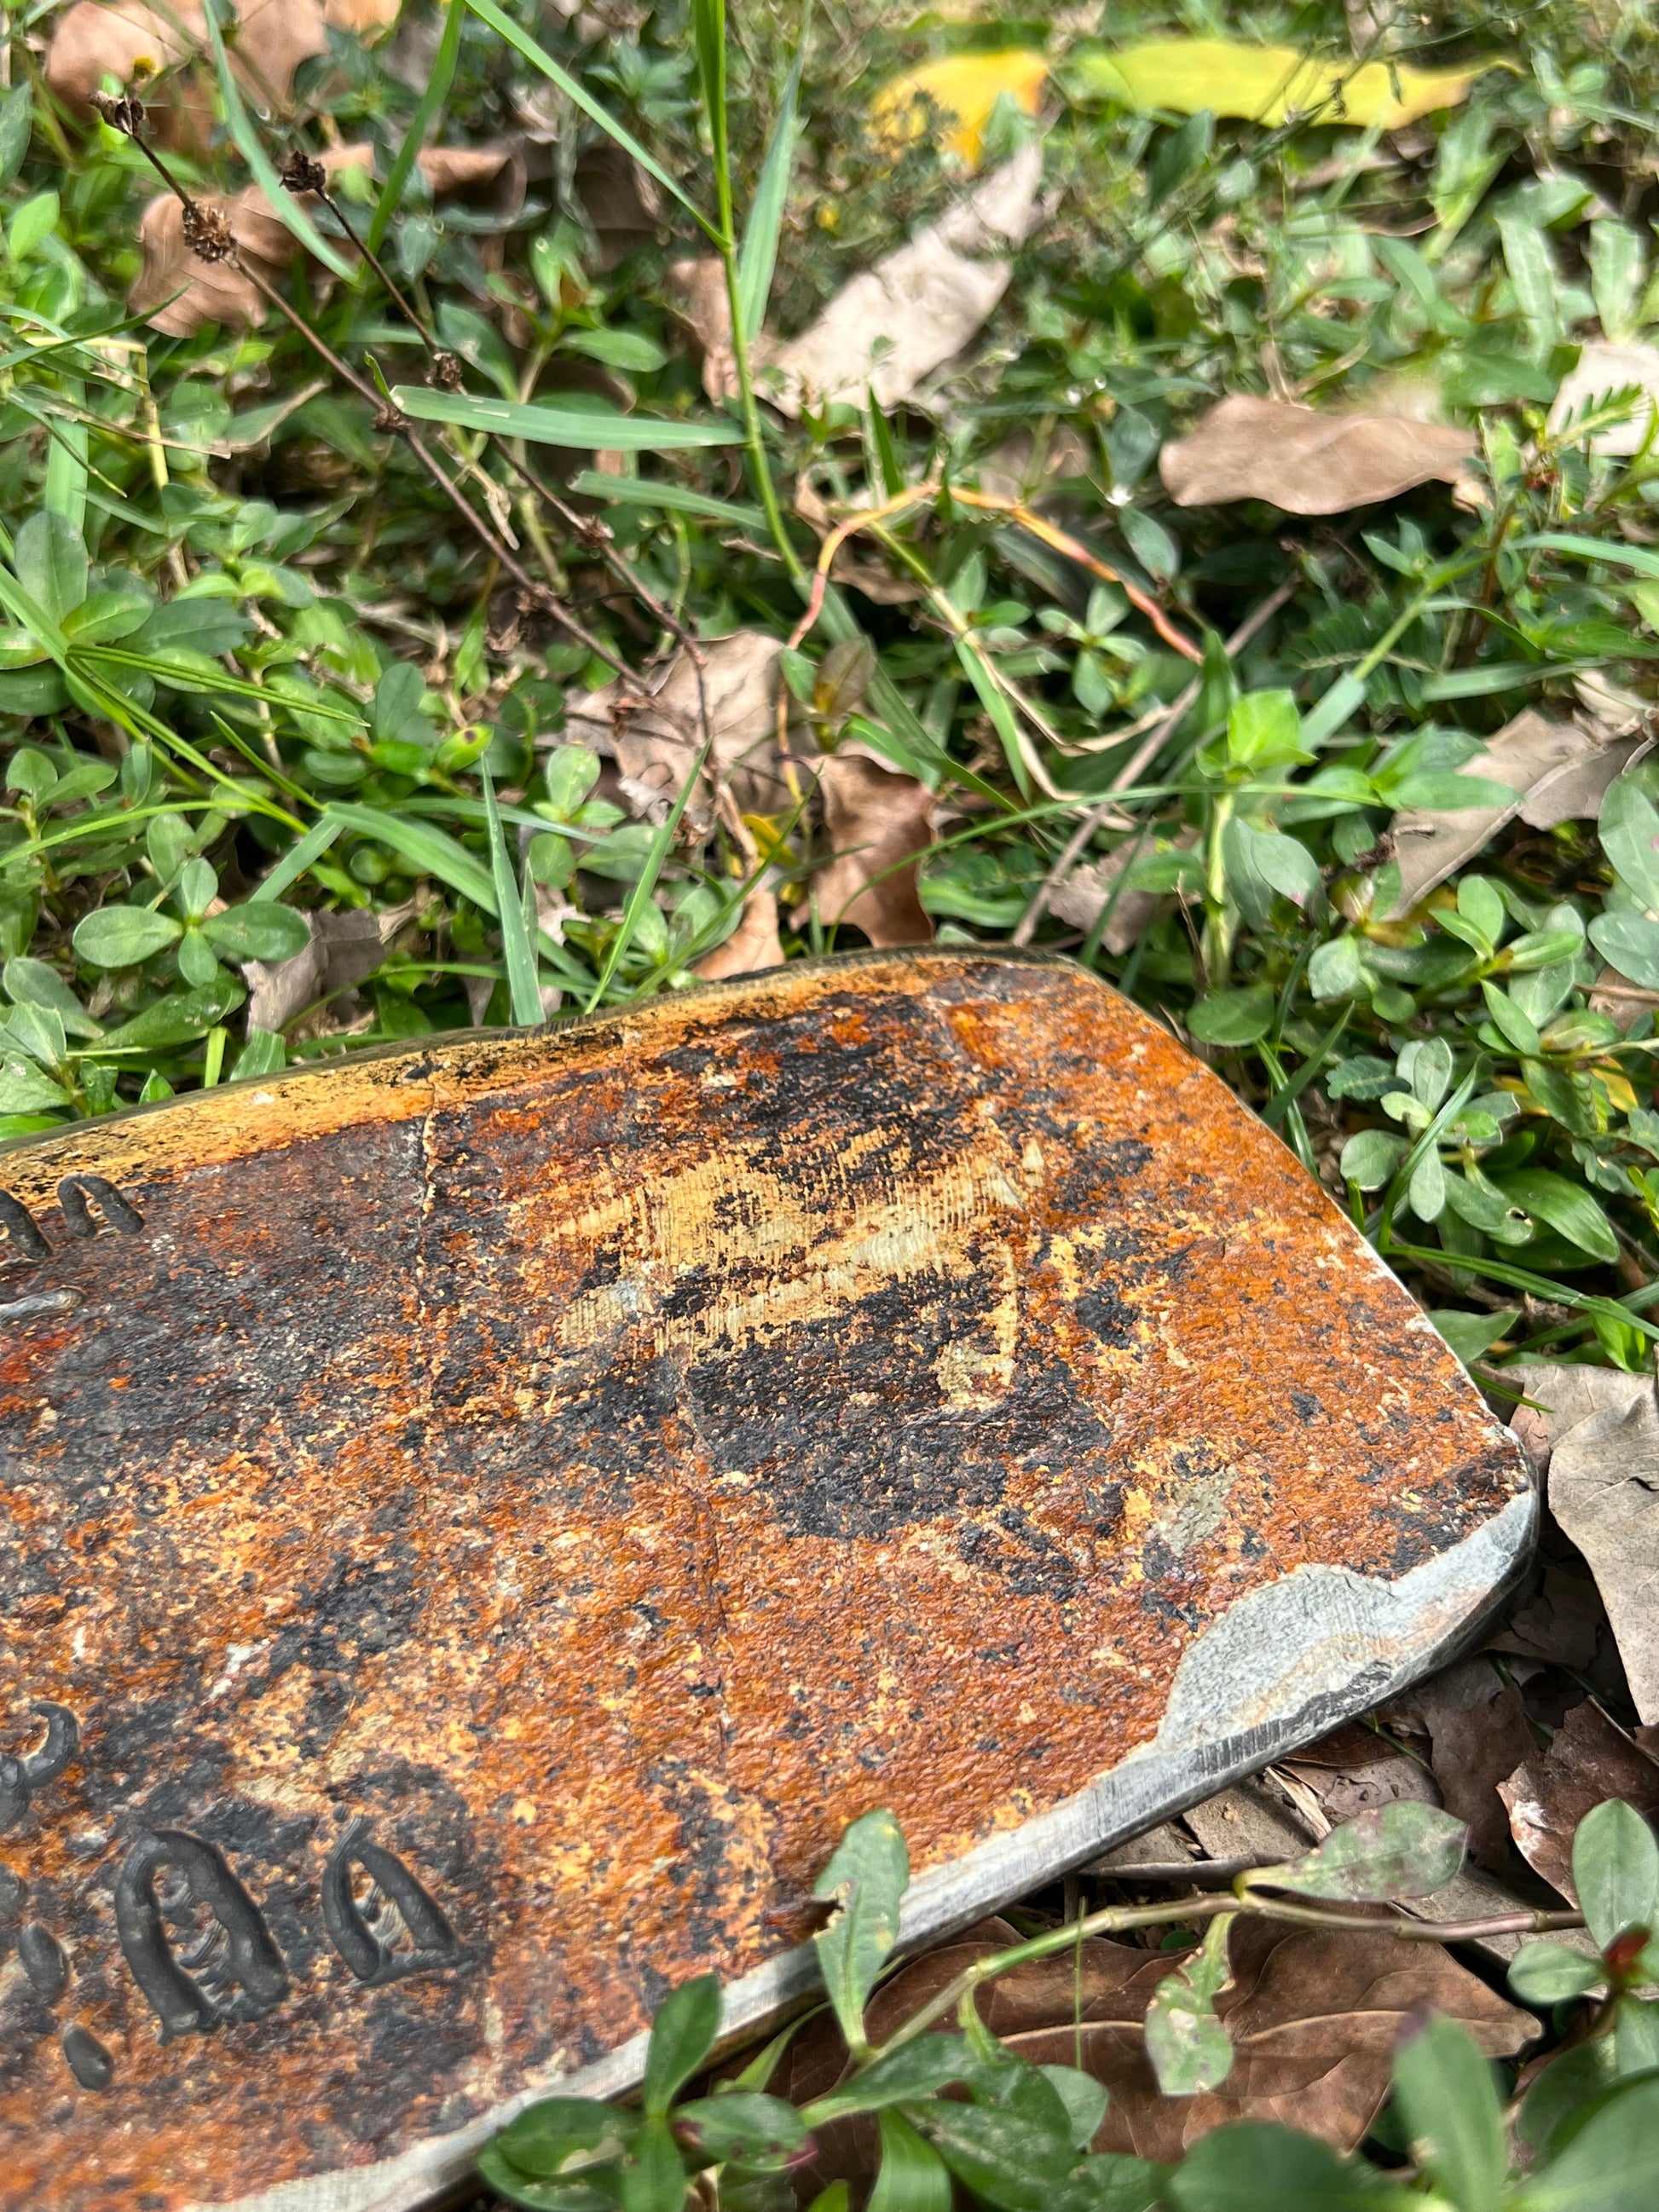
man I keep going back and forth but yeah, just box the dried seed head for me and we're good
[280,151,328,197]
[372,402,412,434]
[430,352,465,393]
[89,90,147,138]
[180,200,236,265]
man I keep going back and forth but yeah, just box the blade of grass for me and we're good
[322,801,498,913]
[569,471,766,530]
[694,0,731,242]
[583,740,711,1013]
[391,387,743,448]
[367,0,465,255]
[462,0,716,237]
[199,0,354,280]
[251,818,345,903]
[482,763,544,1025]
[737,49,801,338]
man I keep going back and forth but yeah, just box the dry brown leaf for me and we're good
[972,423,1095,504]
[764,142,1044,415]
[692,883,785,980]
[243,902,408,1036]
[574,142,661,269]
[46,0,205,115]
[1548,1382,1659,1725]
[1182,1779,1310,1865]
[1387,710,1639,916]
[1048,827,1199,954]
[1412,1658,1536,1871]
[1280,1722,1442,1831]
[803,752,935,947]
[666,256,739,404]
[1500,1360,1655,1476]
[1488,1564,1607,1672]
[778,1911,1529,2194]
[1159,395,1475,515]
[560,632,798,827]
[130,183,298,336]
[1500,1697,1659,1904]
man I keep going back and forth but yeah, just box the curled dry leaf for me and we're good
[243,902,409,1035]
[1500,1697,1659,1905]
[1411,1658,1536,1871]
[777,1910,1529,2192]
[692,883,785,981]
[666,257,739,404]
[1159,395,1475,516]
[1500,1359,1654,1478]
[1488,1563,1608,1673]
[869,49,1049,168]
[802,751,936,948]
[560,632,799,828]
[1547,1380,1659,1724]
[764,142,1044,415]
[1387,709,1637,916]
[1547,339,1659,455]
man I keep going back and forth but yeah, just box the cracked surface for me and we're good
[0,951,1528,2211]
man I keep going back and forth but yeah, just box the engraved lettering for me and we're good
[56,1176,143,1239]
[0,1289,79,1322]
[114,1830,287,2037]
[0,1701,78,1835]
[321,1818,462,1986]
[17,1920,67,2001]
[0,1866,22,1921]
[61,2024,113,2091]
[0,1192,48,1266]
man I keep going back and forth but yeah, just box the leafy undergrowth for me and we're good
[9,0,1659,2199]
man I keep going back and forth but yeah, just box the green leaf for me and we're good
[812,1809,909,2057]
[870,2110,951,2212]
[803,2036,974,2125]
[367,0,464,252]
[1041,2066,1109,2153]
[1143,1914,1235,2095]
[491,2095,636,2180]
[1482,981,1542,1056]
[1392,2018,1506,2212]
[620,2113,688,2212]
[324,803,499,914]
[0,1059,70,1112]
[1509,1941,1606,2005]
[1512,2071,1659,2210]
[1572,1800,1659,1952]
[1309,935,1365,1001]
[4,957,101,1038]
[1589,910,1659,989]
[911,2098,1078,2212]
[391,386,743,449]
[95,979,246,1051]
[1339,1129,1408,1189]
[673,2092,806,2169]
[738,52,802,339]
[1188,984,1275,1046]
[234,1026,287,1079]
[13,511,87,624]
[0,83,31,190]
[1227,690,1307,770]
[463,0,713,232]
[1431,1308,1518,1365]
[1599,776,1659,908]
[72,906,183,968]
[639,1974,721,2117]
[1385,772,1519,811]
[1167,2122,1403,2211]
[1495,1169,1620,1262]
[483,764,544,1026]
[569,472,766,531]
[201,905,314,966]
[1589,221,1648,344]
[1253,1803,1467,1903]
[562,329,670,373]
[692,0,729,228]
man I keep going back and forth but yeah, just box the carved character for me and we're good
[113,1830,287,2037]
[0,1701,79,1835]
[321,1819,462,1985]
[0,1193,48,1266]
[61,2024,113,2091]
[16,1920,67,2001]
[56,1176,143,1239]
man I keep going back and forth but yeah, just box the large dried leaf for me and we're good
[803,752,935,948]
[1387,710,1637,915]
[47,0,395,130]
[561,632,799,827]
[779,1911,1529,2194]
[130,184,298,337]
[1075,40,1490,128]
[1547,1381,1659,1725]
[1159,396,1474,517]
[1500,1698,1659,1905]
[1412,1659,1536,1872]
[666,256,739,403]
[870,49,1049,167]
[1049,827,1199,955]
[1501,1360,1655,1476]
[1547,339,1659,455]
[693,883,784,980]
[243,904,407,1035]
[764,143,1043,415]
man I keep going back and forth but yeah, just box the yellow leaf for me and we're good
[871,49,1049,167]
[1074,39,1494,130]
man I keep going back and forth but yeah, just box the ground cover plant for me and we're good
[9,0,1659,2199]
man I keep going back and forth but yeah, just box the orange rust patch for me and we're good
[0,951,1526,2210]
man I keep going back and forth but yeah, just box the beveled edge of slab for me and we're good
[200,1480,1536,2212]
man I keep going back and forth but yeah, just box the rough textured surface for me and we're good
[0,950,1529,2212]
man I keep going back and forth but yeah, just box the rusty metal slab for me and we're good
[0,949,1531,2212]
